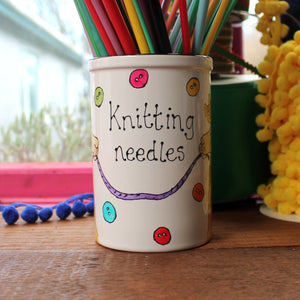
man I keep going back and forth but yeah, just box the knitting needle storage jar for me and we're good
[89,55,213,252]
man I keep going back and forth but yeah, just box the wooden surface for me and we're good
[1,202,300,299]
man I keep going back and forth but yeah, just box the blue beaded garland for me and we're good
[0,193,94,225]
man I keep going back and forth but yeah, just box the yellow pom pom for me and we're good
[255,94,268,108]
[289,84,300,100]
[294,97,300,105]
[278,135,294,146]
[288,71,300,84]
[257,127,274,142]
[273,176,289,188]
[274,91,290,106]
[289,137,300,151]
[272,187,286,202]
[271,160,287,176]
[264,194,278,208]
[256,113,266,127]
[255,2,265,15]
[295,45,300,55]
[269,118,281,130]
[294,103,300,117]
[297,56,300,68]
[277,76,292,92]
[279,1,290,13]
[268,137,281,153]
[286,149,297,160]
[295,207,300,215]
[285,52,297,65]
[284,187,297,204]
[296,194,300,205]
[296,151,300,162]
[269,151,279,162]
[280,24,289,39]
[295,182,300,192]
[297,104,300,117]
[277,122,294,136]
[257,78,271,94]
[286,164,299,179]
[261,33,271,46]
[265,2,281,15]
[271,107,288,121]
[257,184,271,198]
[267,45,280,60]
[280,42,295,56]
[256,20,269,33]
[288,102,298,116]
[279,61,294,74]
[289,115,300,133]
[277,122,294,143]
[281,144,289,153]
[294,31,300,43]
[278,202,296,214]
[258,61,274,75]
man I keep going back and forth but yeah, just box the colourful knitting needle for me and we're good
[166,0,179,33]
[133,0,156,53]
[102,0,138,54]
[179,0,190,54]
[206,0,220,25]
[91,0,124,55]
[74,1,96,56]
[115,0,139,49]
[192,0,209,54]
[161,0,171,18]
[75,0,108,57]
[201,0,238,55]
[169,0,192,48]
[143,0,172,54]
[174,0,198,53]
[137,0,159,52]
[201,0,229,55]
[203,0,221,39]
[123,0,150,53]
[84,0,117,55]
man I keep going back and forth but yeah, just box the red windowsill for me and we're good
[0,162,93,205]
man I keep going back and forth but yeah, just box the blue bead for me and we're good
[39,207,53,222]
[72,201,87,218]
[56,202,72,220]
[86,200,94,214]
[2,206,19,225]
[21,206,38,223]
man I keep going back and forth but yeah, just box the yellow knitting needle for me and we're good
[123,0,150,54]
[201,0,229,55]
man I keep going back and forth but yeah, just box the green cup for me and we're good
[211,76,270,204]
